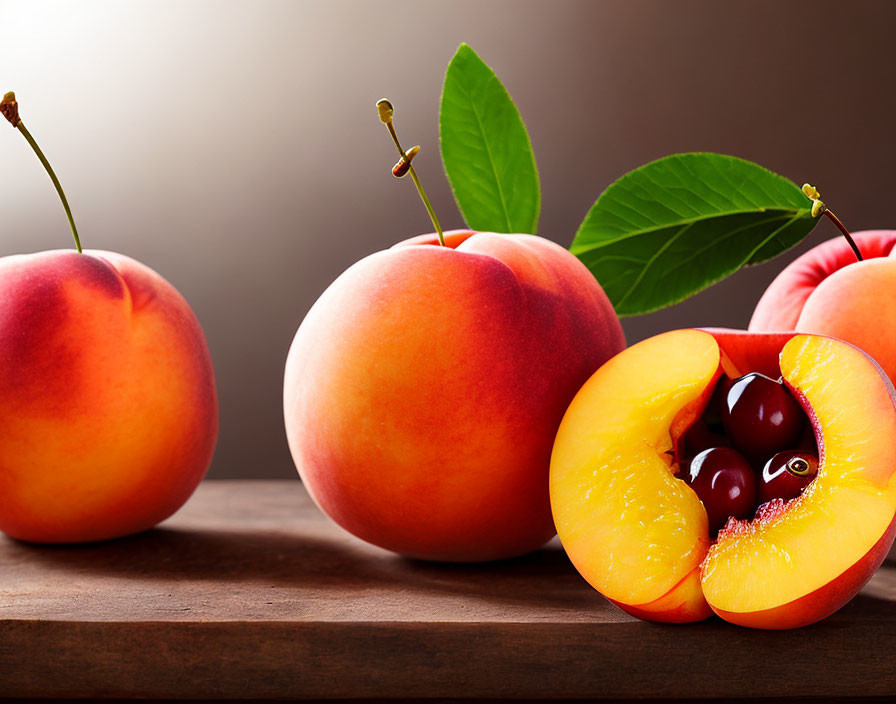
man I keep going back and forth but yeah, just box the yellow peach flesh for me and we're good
[550,329,716,607]
[701,335,896,615]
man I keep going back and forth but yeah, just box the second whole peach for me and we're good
[284,229,625,562]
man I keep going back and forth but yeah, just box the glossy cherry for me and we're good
[684,446,758,535]
[721,373,805,459]
[758,451,819,504]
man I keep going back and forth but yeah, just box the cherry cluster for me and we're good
[677,373,819,536]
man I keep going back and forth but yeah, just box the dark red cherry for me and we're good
[685,447,757,535]
[681,420,730,459]
[721,373,805,459]
[701,376,732,431]
[758,451,818,504]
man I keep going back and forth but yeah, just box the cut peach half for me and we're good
[550,328,896,629]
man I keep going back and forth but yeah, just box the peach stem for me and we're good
[15,123,83,254]
[377,98,445,246]
[1,93,82,253]
[823,210,862,262]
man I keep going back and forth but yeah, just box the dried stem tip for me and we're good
[810,200,827,218]
[801,183,821,200]
[801,183,827,217]
[376,98,394,124]
[1,92,20,127]
[392,145,420,178]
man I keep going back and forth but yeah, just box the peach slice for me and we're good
[550,329,896,628]
[550,330,716,622]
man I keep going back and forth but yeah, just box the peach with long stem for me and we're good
[0,92,218,543]
[282,99,625,561]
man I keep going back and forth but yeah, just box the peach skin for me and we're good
[284,230,625,562]
[551,329,896,628]
[0,250,218,542]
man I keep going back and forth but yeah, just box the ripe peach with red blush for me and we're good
[0,92,217,543]
[284,229,625,561]
[0,251,218,542]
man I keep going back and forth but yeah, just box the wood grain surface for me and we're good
[1,480,895,700]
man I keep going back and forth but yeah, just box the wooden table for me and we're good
[1,480,895,702]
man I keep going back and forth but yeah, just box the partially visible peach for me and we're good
[0,250,218,543]
[750,230,896,383]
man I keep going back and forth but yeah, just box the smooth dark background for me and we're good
[1,0,894,478]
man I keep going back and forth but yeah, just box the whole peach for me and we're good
[0,250,218,543]
[283,230,625,562]
[750,230,896,383]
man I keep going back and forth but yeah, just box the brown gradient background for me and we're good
[1,0,894,478]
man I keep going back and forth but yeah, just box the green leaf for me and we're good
[570,153,819,317]
[439,43,540,234]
